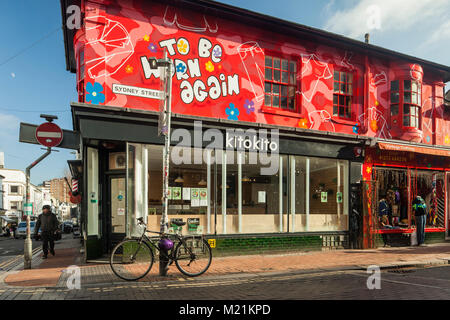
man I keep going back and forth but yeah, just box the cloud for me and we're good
[0,113,20,135]
[10,72,15,78]
[323,0,449,39]
[424,19,450,46]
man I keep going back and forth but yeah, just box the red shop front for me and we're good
[362,142,450,248]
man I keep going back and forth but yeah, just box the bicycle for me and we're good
[110,217,212,281]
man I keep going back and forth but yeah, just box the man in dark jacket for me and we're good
[412,196,427,246]
[34,205,59,259]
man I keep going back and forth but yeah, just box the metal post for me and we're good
[24,147,51,269]
[160,51,173,276]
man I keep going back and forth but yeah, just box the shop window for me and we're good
[374,167,445,232]
[411,170,445,228]
[264,56,298,111]
[129,143,349,235]
[10,201,20,210]
[333,70,353,119]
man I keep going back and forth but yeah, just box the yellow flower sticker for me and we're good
[205,61,214,73]
[177,40,188,54]
[445,135,450,145]
[125,65,134,74]
[143,34,150,42]
[298,118,309,129]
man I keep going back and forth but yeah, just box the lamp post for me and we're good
[149,51,173,276]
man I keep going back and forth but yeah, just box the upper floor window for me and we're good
[403,80,421,128]
[10,201,20,210]
[390,80,421,129]
[333,70,353,119]
[264,56,298,111]
[10,185,19,194]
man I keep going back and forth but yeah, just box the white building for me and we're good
[0,169,43,222]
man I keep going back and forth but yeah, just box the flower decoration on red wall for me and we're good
[352,123,360,134]
[125,65,134,74]
[143,34,150,42]
[148,43,158,53]
[177,40,188,54]
[176,63,187,74]
[226,103,239,120]
[85,82,105,105]
[244,99,255,114]
[298,118,309,129]
[205,61,215,73]
[445,135,450,145]
[213,46,222,59]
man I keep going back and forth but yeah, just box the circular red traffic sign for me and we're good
[35,122,63,148]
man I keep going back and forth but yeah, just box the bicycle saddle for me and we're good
[171,221,186,227]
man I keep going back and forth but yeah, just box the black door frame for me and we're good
[104,172,126,253]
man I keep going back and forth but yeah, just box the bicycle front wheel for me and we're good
[175,238,212,277]
[110,239,154,281]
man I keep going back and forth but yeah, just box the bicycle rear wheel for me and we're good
[110,239,154,281]
[175,238,212,277]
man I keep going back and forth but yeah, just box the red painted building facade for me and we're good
[62,0,450,258]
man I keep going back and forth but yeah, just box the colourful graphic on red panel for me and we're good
[76,0,449,147]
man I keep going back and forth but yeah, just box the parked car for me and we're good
[72,225,81,238]
[16,221,36,239]
[62,221,73,234]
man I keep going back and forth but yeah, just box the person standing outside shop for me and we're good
[412,196,427,246]
[34,205,59,259]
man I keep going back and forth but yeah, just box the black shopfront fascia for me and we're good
[72,103,370,161]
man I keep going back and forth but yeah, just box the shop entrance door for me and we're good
[108,176,126,251]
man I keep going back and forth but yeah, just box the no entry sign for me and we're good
[35,122,63,148]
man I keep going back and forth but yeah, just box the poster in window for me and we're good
[336,192,343,203]
[172,187,182,200]
[199,188,208,206]
[191,188,200,207]
[182,187,191,200]
[258,191,266,203]
[167,187,172,200]
[321,192,328,203]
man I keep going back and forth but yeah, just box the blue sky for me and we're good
[0,0,448,185]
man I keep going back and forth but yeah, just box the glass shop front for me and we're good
[125,143,351,237]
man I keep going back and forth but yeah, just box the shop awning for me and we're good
[378,142,450,157]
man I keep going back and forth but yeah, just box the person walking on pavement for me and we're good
[412,196,427,246]
[34,205,59,259]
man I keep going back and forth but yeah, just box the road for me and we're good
[1,264,450,300]
[0,235,42,267]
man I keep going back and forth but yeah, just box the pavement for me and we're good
[1,235,450,291]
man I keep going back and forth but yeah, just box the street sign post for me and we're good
[23,115,59,269]
[35,122,63,148]
[149,51,173,276]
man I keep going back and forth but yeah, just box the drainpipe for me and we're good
[363,54,370,133]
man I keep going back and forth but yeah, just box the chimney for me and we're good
[0,152,4,169]
[365,33,370,44]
